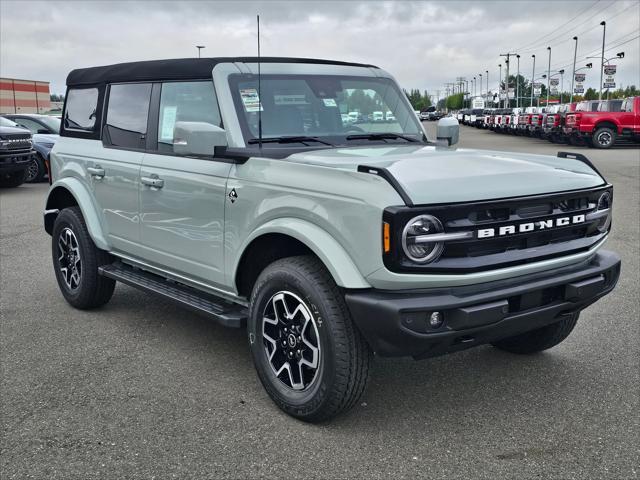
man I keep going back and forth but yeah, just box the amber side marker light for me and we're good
[383,222,391,253]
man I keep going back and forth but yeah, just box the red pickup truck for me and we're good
[564,96,640,148]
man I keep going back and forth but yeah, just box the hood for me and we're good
[0,125,31,137]
[286,145,605,205]
[33,133,59,144]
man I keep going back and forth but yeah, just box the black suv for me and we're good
[0,117,35,187]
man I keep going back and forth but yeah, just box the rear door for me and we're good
[93,83,152,254]
[138,80,230,288]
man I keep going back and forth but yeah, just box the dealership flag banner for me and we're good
[533,83,542,97]
[550,78,559,95]
[574,73,586,94]
[603,64,616,89]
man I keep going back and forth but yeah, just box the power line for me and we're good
[518,0,617,53]
[513,0,601,52]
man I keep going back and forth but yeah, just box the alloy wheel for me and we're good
[597,131,612,147]
[57,227,82,290]
[26,156,39,182]
[262,291,321,391]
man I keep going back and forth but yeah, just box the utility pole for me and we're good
[546,46,551,107]
[530,54,536,108]
[599,21,606,101]
[570,36,578,104]
[516,54,520,109]
[500,53,515,108]
[498,64,502,107]
[196,45,205,58]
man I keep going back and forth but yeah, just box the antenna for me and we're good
[257,14,262,150]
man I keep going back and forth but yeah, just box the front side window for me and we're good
[229,74,424,149]
[12,118,43,134]
[157,81,221,152]
[105,83,152,149]
[64,88,98,131]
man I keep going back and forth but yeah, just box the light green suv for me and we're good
[44,57,620,421]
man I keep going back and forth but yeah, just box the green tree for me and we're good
[584,87,598,100]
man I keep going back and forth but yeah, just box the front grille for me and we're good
[383,186,611,274]
[1,136,32,150]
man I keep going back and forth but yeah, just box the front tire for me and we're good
[25,153,46,183]
[248,255,371,422]
[0,169,27,188]
[52,207,115,309]
[491,313,579,354]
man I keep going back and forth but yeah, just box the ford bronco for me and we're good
[44,57,620,421]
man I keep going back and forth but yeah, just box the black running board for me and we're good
[99,262,247,328]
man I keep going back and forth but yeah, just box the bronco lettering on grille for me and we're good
[477,214,586,238]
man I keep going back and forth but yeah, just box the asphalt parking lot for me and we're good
[1,126,638,479]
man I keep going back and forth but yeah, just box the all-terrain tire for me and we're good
[52,207,115,309]
[26,153,46,183]
[0,169,27,188]
[248,255,371,422]
[491,313,579,354]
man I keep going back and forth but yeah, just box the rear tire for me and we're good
[0,169,27,188]
[592,127,616,149]
[491,313,579,354]
[248,255,371,422]
[52,207,115,309]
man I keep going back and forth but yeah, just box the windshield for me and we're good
[39,116,61,132]
[0,117,20,128]
[229,74,424,147]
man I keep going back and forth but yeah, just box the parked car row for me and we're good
[459,97,639,149]
[0,114,60,186]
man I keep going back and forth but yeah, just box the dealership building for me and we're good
[0,77,51,114]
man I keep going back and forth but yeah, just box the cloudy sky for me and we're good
[1,0,638,97]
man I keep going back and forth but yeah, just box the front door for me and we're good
[137,80,230,288]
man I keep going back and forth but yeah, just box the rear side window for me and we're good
[104,83,152,149]
[156,81,221,152]
[64,88,99,131]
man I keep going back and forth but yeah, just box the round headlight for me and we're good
[401,215,445,263]
[596,191,612,233]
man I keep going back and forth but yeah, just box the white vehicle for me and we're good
[373,111,384,122]
[340,113,350,124]
[347,111,360,123]
[385,111,396,121]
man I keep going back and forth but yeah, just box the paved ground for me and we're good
[1,127,638,479]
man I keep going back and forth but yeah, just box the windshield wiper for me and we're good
[345,133,420,143]
[247,136,334,146]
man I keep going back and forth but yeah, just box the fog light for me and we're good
[429,311,444,329]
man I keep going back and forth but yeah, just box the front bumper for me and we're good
[345,250,620,359]
[0,150,33,172]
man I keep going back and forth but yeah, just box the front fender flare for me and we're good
[45,177,109,250]
[234,218,371,289]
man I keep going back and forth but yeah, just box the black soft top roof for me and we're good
[66,57,378,87]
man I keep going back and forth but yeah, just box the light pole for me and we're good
[196,45,205,58]
[473,76,476,100]
[486,70,489,104]
[546,46,551,107]
[530,55,536,108]
[559,69,564,104]
[516,54,520,109]
[505,58,510,108]
[599,21,606,101]
[478,73,483,102]
[587,52,625,99]
[570,36,578,103]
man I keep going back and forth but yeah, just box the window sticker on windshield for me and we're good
[160,106,177,141]
[322,98,337,107]
[274,94,308,106]
[240,88,263,112]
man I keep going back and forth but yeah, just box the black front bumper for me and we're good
[0,150,33,173]
[345,250,621,359]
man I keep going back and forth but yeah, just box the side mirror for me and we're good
[173,121,227,157]
[436,117,459,146]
